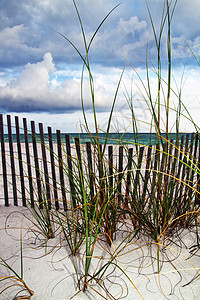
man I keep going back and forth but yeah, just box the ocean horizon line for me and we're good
[1,132,196,145]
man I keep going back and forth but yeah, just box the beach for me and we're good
[0,205,200,299]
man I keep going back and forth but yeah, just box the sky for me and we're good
[1,0,200,133]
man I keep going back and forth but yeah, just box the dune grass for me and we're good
[0,230,34,299]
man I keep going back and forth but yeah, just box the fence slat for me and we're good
[23,118,34,207]
[97,144,105,205]
[7,115,18,206]
[86,141,94,204]
[66,134,76,207]
[188,133,198,202]
[195,134,200,204]
[57,130,67,210]
[108,145,113,198]
[164,140,173,190]
[134,146,144,200]
[142,145,152,204]
[125,147,133,207]
[182,133,195,205]
[0,114,9,206]
[15,116,26,206]
[31,121,43,208]
[177,134,190,202]
[173,135,185,202]
[48,127,59,210]
[39,123,51,209]
[75,137,84,205]
[118,146,123,203]
[168,139,179,201]
[191,133,199,180]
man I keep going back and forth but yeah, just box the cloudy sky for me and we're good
[1,0,200,133]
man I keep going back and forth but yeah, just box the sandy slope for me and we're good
[0,205,200,300]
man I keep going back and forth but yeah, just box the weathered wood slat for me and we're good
[0,114,9,206]
[7,115,18,206]
[168,139,179,201]
[31,121,43,207]
[108,145,113,198]
[164,140,173,190]
[48,126,59,210]
[57,130,67,210]
[97,144,104,205]
[129,146,144,212]
[136,146,144,198]
[183,133,195,205]
[117,146,123,203]
[173,135,185,202]
[23,118,34,207]
[39,123,51,209]
[74,137,84,206]
[190,133,199,189]
[150,144,159,201]
[15,116,26,206]
[125,147,133,207]
[195,133,200,204]
[86,141,94,204]
[66,134,76,207]
[142,145,152,204]
[178,134,190,202]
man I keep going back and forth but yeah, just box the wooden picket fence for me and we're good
[0,114,200,210]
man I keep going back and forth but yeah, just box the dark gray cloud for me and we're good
[0,53,126,113]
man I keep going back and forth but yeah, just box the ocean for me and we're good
[2,132,195,145]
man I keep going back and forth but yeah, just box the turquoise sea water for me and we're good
[2,132,195,145]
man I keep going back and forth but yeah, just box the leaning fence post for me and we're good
[0,114,9,206]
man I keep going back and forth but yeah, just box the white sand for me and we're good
[0,205,200,300]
